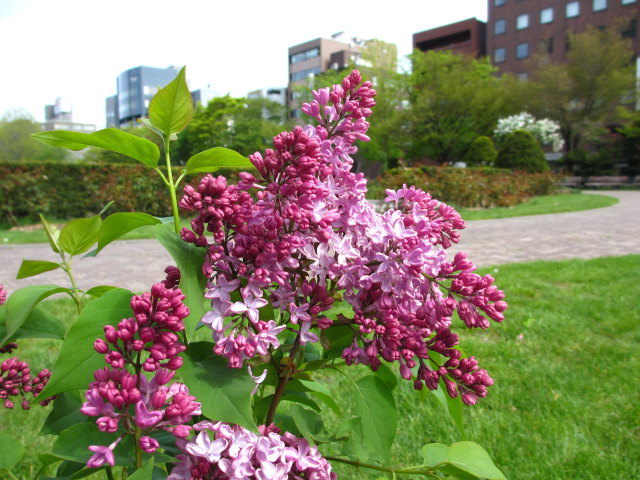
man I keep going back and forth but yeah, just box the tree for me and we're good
[0,110,68,163]
[464,136,497,167]
[174,96,286,163]
[495,129,549,172]
[525,26,636,156]
[406,51,516,166]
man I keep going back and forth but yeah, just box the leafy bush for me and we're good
[367,166,558,208]
[496,130,549,173]
[0,162,245,225]
[464,136,497,166]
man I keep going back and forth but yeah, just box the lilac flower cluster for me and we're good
[0,283,54,409]
[168,422,336,480]
[0,357,52,409]
[81,268,202,468]
[180,70,507,405]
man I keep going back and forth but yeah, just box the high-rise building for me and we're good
[413,18,487,57]
[487,0,640,77]
[287,34,362,119]
[106,66,180,128]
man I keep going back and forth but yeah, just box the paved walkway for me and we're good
[1,191,638,294]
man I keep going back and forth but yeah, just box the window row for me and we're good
[494,0,634,35]
[289,47,320,65]
[495,0,636,6]
[290,66,321,82]
[494,43,530,62]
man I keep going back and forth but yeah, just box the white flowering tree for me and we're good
[494,112,564,153]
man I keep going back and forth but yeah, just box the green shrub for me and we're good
[0,162,245,225]
[367,166,558,208]
[496,129,549,173]
[464,136,497,166]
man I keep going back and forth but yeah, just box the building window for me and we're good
[290,47,320,64]
[622,0,637,4]
[566,1,580,17]
[518,72,529,81]
[516,43,529,59]
[622,18,637,38]
[494,48,506,63]
[494,19,506,35]
[516,13,529,29]
[593,0,607,10]
[495,0,506,5]
[539,37,554,54]
[540,7,554,23]
[290,66,321,82]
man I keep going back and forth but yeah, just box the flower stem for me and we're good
[105,466,115,480]
[324,456,440,478]
[265,340,300,425]
[134,426,142,469]
[163,137,181,234]
[60,254,82,313]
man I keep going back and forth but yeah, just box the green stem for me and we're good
[134,426,142,469]
[105,466,115,480]
[60,254,82,313]
[163,138,181,234]
[324,456,440,478]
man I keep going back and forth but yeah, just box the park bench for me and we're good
[559,176,584,188]
[583,176,629,189]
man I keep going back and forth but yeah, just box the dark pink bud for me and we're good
[94,339,109,354]
[166,357,183,371]
[172,425,192,438]
[139,436,159,453]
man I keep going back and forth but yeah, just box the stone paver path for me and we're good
[1,191,638,294]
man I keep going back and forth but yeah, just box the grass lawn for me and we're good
[457,192,617,221]
[0,193,617,245]
[2,256,638,479]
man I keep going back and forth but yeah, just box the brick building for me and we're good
[487,0,640,77]
[413,18,487,57]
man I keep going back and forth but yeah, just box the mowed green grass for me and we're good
[0,193,617,245]
[2,256,639,479]
[458,192,617,221]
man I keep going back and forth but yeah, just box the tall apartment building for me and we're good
[287,35,361,119]
[487,0,640,77]
[413,18,487,57]
[106,66,180,128]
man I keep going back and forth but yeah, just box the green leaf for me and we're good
[84,286,118,298]
[40,392,87,435]
[351,375,397,463]
[128,458,154,480]
[97,212,161,252]
[59,215,102,256]
[185,147,253,174]
[180,353,257,432]
[52,423,135,466]
[0,432,24,469]
[3,305,66,340]
[290,404,323,445]
[431,378,465,438]
[39,213,61,253]
[375,362,398,391]
[148,66,193,136]
[445,442,506,480]
[422,443,450,467]
[1,284,70,346]
[295,379,340,414]
[37,289,133,399]
[154,224,206,335]
[17,259,61,279]
[32,128,160,168]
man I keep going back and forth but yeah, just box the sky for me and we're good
[0,0,487,129]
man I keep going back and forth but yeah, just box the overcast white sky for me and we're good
[0,0,487,128]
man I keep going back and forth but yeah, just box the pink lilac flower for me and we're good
[168,422,336,480]
[179,70,506,403]
[82,270,202,468]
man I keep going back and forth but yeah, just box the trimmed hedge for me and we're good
[367,166,558,208]
[0,162,244,225]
